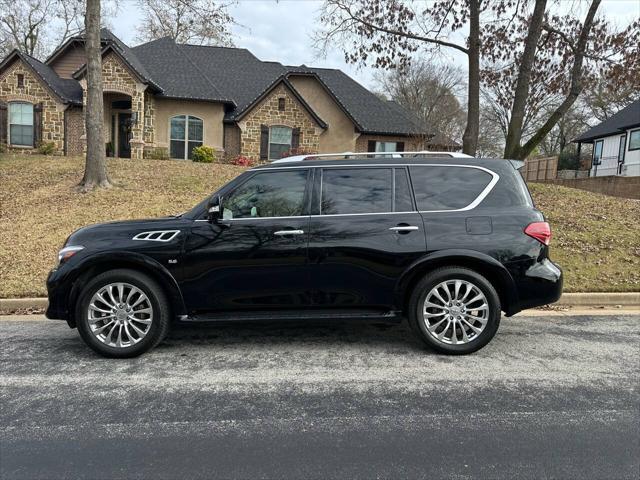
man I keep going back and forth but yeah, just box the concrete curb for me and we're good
[1,292,639,312]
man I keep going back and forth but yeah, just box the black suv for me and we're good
[47,154,562,357]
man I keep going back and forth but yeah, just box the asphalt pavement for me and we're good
[1,313,638,480]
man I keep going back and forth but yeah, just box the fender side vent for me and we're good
[132,230,181,242]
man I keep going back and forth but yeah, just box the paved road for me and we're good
[1,314,638,480]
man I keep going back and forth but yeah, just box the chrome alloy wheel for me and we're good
[422,279,489,345]
[87,282,153,348]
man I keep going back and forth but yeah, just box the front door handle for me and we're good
[274,229,305,236]
[389,226,419,232]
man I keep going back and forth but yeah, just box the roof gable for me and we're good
[234,76,327,128]
[0,50,82,104]
[574,100,640,143]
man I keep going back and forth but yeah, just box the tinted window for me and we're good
[410,166,492,211]
[394,168,414,211]
[224,170,308,219]
[321,168,392,214]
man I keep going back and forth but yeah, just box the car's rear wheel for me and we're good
[408,267,501,354]
[76,269,170,358]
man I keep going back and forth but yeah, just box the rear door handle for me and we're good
[389,226,419,232]
[274,229,305,236]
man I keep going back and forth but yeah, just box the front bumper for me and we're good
[46,267,72,321]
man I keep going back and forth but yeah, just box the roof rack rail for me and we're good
[271,151,474,163]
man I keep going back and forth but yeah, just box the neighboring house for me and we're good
[573,99,640,177]
[0,29,428,161]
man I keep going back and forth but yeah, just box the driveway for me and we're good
[1,314,638,479]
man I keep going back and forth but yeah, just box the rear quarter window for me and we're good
[409,166,493,211]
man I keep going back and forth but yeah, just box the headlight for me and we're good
[58,245,84,264]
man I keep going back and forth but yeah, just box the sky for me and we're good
[108,0,640,91]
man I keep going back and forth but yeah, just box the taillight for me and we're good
[524,222,551,246]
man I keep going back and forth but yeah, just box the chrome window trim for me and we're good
[195,164,499,219]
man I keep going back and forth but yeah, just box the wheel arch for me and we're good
[395,250,520,316]
[65,252,187,327]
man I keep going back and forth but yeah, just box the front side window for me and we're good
[593,139,603,164]
[170,115,203,160]
[629,129,640,151]
[269,126,292,160]
[321,168,392,215]
[410,166,493,211]
[9,102,34,147]
[223,170,308,219]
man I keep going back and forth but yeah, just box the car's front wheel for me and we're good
[76,269,170,358]
[408,267,501,354]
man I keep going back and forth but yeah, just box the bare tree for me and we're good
[374,59,466,144]
[314,0,482,155]
[483,0,639,159]
[0,0,117,59]
[136,0,235,46]
[79,0,110,191]
[583,80,640,123]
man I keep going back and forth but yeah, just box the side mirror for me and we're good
[207,195,222,223]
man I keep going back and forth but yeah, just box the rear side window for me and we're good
[410,166,493,211]
[321,168,392,214]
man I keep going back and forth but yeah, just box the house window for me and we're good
[278,98,285,111]
[592,139,603,165]
[618,135,626,163]
[629,129,640,151]
[369,141,405,153]
[269,126,292,159]
[8,102,34,147]
[170,115,203,160]
[17,74,24,88]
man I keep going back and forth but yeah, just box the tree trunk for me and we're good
[462,0,480,156]
[516,0,602,160]
[503,0,548,159]
[79,0,110,191]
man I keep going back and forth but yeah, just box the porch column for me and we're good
[129,84,146,159]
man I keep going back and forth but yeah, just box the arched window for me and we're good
[9,102,34,147]
[170,115,203,160]
[269,126,292,160]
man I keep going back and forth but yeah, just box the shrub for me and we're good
[144,147,169,160]
[192,145,216,163]
[232,155,253,166]
[38,142,56,155]
[558,149,580,170]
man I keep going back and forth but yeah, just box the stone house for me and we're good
[0,29,439,161]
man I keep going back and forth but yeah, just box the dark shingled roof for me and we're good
[574,100,640,143]
[0,50,82,104]
[0,29,425,136]
[130,36,421,135]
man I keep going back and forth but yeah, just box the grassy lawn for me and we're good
[1,154,638,297]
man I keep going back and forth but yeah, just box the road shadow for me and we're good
[157,318,428,353]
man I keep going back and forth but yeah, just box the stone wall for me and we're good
[0,59,66,153]
[91,52,147,159]
[65,106,84,156]
[238,84,321,161]
[355,134,424,152]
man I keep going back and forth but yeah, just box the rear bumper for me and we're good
[512,258,563,313]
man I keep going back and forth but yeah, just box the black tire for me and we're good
[408,267,501,355]
[75,269,170,358]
